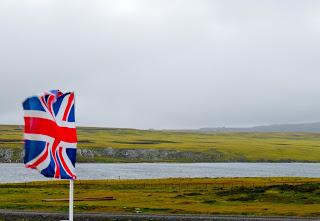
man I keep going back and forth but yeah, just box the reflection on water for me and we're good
[1,163,319,183]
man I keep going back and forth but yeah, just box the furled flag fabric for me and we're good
[23,90,77,179]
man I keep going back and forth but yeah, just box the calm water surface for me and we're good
[0,163,319,183]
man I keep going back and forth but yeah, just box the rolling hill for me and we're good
[1,124,320,163]
[199,122,320,132]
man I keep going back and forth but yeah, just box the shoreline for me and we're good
[1,163,320,183]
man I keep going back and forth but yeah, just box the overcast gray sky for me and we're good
[0,0,320,129]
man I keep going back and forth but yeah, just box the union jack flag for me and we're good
[23,90,77,180]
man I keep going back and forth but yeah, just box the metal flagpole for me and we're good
[69,179,74,221]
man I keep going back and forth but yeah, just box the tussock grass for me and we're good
[1,177,320,216]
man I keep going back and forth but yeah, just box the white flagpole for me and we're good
[69,179,74,221]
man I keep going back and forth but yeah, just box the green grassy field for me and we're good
[1,124,320,162]
[1,178,320,217]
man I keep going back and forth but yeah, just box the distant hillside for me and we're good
[1,124,320,163]
[200,122,320,132]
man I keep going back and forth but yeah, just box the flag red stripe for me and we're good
[24,117,77,143]
[62,93,74,121]
[58,147,75,178]
[51,139,61,179]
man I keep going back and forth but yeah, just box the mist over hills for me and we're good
[199,122,320,132]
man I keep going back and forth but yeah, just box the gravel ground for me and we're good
[0,210,319,221]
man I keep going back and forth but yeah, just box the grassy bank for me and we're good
[1,178,320,217]
[1,125,320,162]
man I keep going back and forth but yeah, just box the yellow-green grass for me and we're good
[1,178,320,217]
[1,125,320,162]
